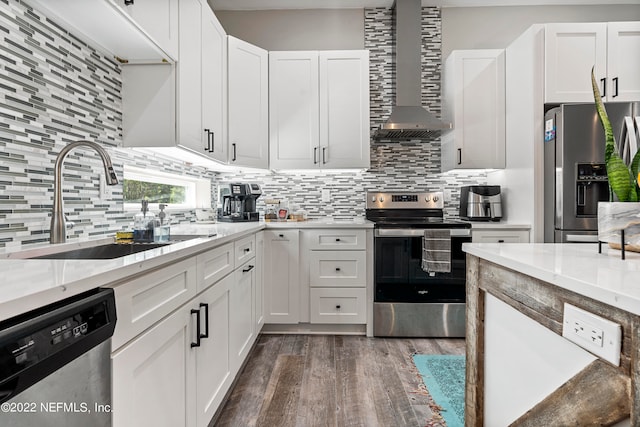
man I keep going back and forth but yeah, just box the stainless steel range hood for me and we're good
[374,0,451,141]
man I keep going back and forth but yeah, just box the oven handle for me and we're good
[375,228,471,237]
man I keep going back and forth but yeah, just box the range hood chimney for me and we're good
[374,0,451,141]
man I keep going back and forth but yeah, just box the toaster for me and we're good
[460,185,502,221]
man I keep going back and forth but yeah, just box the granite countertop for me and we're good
[263,217,374,228]
[463,242,640,315]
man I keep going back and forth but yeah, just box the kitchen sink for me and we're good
[30,242,171,260]
[24,234,211,260]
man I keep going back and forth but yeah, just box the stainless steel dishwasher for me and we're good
[0,288,116,427]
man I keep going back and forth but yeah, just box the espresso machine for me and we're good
[218,183,262,222]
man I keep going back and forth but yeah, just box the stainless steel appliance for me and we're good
[0,288,117,427]
[218,183,262,222]
[459,185,502,221]
[543,102,640,243]
[366,191,471,337]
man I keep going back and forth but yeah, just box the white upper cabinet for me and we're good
[27,0,176,63]
[122,0,228,163]
[270,50,370,169]
[269,51,320,169]
[606,22,640,102]
[545,22,640,103]
[442,49,506,171]
[228,36,269,169]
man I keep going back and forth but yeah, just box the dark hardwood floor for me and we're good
[214,334,465,427]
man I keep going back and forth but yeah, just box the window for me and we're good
[123,166,211,211]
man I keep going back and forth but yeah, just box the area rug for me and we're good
[413,354,465,427]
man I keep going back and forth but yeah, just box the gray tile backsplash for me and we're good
[0,1,485,248]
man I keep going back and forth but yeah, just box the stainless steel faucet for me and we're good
[50,140,119,244]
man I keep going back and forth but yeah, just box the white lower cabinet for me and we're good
[112,232,262,427]
[255,231,265,332]
[195,275,232,427]
[230,258,256,373]
[264,230,300,324]
[471,228,530,243]
[112,304,196,427]
[309,287,366,324]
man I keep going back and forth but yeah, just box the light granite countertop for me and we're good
[463,242,640,315]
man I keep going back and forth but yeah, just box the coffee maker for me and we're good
[218,183,262,222]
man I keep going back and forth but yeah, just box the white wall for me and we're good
[212,9,365,50]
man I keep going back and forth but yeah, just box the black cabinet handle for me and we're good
[457,148,462,165]
[335,238,341,242]
[232,143,237,161]
[314,147,318,164]
[244,248,250,253]
[600,77,606,98]
[335,267,341,272]
[199,303,209,339]
[124,0,134,5]
[322,147,327,164]
[242,265,254,273]
[190,309,201,348]
[498,239,505,243]
[336,305,341,310]
[279,234,284,238]
[204,129,212,152]
[612,77,618,98]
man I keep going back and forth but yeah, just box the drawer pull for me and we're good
[336,305,341,310]
[498,239,505,243]
[191,309,201,348]
[335,267,341,272]
[279,234,284,238]
[335,238,341,242]
[244,248,251,253]
[242,265,254,273]
[199,303,209,339]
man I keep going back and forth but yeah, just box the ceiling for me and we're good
[209,0,638,10]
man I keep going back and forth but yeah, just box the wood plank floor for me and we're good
[214,334,465,427]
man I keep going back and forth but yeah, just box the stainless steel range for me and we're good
[365,191,471,337]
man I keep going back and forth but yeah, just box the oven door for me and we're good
[374,228,470,303]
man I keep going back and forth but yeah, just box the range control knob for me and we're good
[379,196,384,202]
[371,196,376,202]
[432,196,439,202]
[425,196,431,202]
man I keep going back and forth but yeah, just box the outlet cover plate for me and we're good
[562,303,621,366]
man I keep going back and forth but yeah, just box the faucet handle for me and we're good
[64,214,75,230]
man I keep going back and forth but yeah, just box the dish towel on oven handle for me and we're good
[421,229,451,274]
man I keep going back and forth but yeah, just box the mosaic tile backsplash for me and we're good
[0,0,486,248]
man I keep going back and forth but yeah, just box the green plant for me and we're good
[591,67,640,202]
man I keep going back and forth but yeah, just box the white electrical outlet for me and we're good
[99,179,111,200]
[321,189,330,202]
[562,303,621,366]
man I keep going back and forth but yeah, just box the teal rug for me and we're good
[413,354,465,427]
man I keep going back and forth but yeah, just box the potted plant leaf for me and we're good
[591,67,640,252]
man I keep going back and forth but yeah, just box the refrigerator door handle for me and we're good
[622,116,638,165]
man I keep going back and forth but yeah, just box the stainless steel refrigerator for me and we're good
[543,102,640,243]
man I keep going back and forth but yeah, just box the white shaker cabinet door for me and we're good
[269,51,320,169]
[201,6,227,162]
[607,21,640,102]
[319,50,370,169]
[112,306,196,427]
[195,275,232,427]
[544,23,607,103]
[263,230,300,324]
[228,36,269,169]
[229,259,256,374]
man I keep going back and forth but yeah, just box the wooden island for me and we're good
[463,243,640,426]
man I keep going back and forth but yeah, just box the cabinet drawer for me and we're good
[309,250,366,287]
[112,257,197,350]
[310,288,366,324]
[235,234,256,265]
[471,229,530,243]
[197,242,234,293]
[307,229,366,250]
